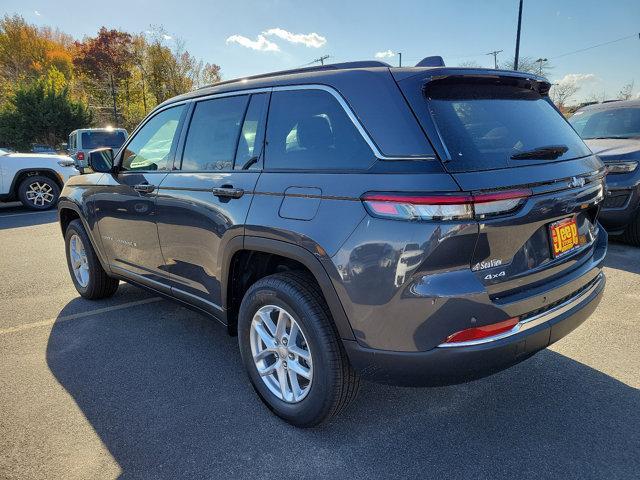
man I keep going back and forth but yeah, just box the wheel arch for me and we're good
[222,236,355,341]
[11,168,64,195]
[58,200,112,274]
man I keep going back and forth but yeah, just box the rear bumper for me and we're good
[343,272,605,387]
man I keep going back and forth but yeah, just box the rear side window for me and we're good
[265,89,374,171]
[423,78,591,172]
[235,93,269,170]
[181,95,249,171]
[569,107,640,139]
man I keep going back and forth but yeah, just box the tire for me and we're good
[621,211,640,246]
[64,219,119,299]
[238,271,359,427]
[17,175,60,210]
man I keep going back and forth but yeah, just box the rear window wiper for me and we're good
[510,145,568,160]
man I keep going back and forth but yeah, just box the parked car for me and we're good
[0,148,78,209]
[68,128,128,171]
[31,144,57,154]
[58,60,607,426]
[569,100,640,244]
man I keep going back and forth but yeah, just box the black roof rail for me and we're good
[198,60,392,90]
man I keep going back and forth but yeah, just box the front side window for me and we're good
[569,107,640,139]
[265,89,374,171]
[121,105,184,171]
[181,96,249,171]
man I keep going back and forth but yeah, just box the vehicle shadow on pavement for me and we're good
[0,205,58,230]
[46,297,640,480]
[604,240,640,274]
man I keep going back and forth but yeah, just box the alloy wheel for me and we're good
[249,305,313,403]
[69,234,89,287]
[25,181,55,207]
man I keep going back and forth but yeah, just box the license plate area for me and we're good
[549,217,580,257]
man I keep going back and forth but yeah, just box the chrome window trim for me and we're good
[148,84,435,162]
[437,273,604,348]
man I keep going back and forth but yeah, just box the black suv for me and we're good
[569,100,640,244]
[58,61,607,426]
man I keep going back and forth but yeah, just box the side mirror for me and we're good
[88,148,115,173]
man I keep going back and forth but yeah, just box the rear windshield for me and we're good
[424,79,591,172]
[569,107,640,139]
[81,131,126,149]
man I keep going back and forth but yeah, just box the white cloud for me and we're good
[34,10,41,16]
[162,34,173,40]
[375,50,395,59]
[226,34,280,52]
[262,28,326,48]
[557,73,598,87]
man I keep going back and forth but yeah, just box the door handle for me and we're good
[212,186,244,199]
[134,184,156,193]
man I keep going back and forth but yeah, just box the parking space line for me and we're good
[0,211,57,218]
[0,297,163,336]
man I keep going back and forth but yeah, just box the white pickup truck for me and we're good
[0,148,79,210]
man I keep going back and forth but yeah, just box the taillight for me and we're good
[76,151,85,161]
[361,189,531,221]
[443,317,519,344]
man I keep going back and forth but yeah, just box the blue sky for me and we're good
[5,0,640,102]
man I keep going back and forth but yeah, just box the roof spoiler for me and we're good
[415,56,445,67]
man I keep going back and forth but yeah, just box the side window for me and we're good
[69,133,75,150]
[234,93,269,170]
[181,95,248,171]
[264,89,374,171]
[121,105,184,171]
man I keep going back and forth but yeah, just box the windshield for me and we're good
[569,107,640,139]
[423,79,591,172]
[0,148,8,155]
[81,131,126,149]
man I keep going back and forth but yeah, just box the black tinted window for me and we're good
[181,96,248,171]
[122,106,183,171]
[423,79,591,172]
[569,107,640,139]
[82,131,126,149]
[235,93,268,170]
[265,89,374,170]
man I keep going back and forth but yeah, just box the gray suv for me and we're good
[57,61,607,426]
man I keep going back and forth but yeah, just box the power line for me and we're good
[550,33,639,59]
[311,55,330,66]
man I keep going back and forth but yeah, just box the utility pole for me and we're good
[312,55,330,66]
[398,52,402,67]
[535,57,547,75]
[514,0,523,70]
[486,49,503,69]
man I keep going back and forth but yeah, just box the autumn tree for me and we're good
[74,28,133,124]
[550,82,580,110]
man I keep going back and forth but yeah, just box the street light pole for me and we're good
[514,0,523,70]
[398,52,402,67]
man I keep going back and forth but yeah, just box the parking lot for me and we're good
[0,202,638,480]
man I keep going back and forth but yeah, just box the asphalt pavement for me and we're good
[0,202,638,480]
